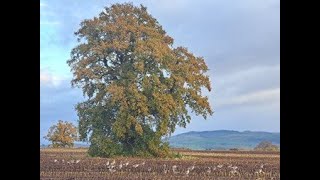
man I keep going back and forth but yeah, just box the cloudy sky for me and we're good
[40,0,280,144]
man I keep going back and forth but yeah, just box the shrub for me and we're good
[254,141,279,151]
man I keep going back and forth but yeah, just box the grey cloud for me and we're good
[143,0,280,75]
[215,88,279,108]
[40,0,280,139]
[41,0,279,73]
[212,64,280,94]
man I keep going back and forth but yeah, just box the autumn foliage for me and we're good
[254,141,279,151]
[67,3,213,157]
[44,120,78,148]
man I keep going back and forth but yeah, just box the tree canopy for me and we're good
[67,3,213,157]
[44,120,78,148]
[254,141,279,151]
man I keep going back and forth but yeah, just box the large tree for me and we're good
[68,3,213,157]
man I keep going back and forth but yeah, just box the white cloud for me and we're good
[214,63,279,84]
[40,11,55,16]
[207,64,279,110]
[40,0,280,135]
[216,88,279,108]
[152,0,189,10]
[211,63,280,96]
[40,70,63,87]
[40,2,47,7]
[40,21,60,26]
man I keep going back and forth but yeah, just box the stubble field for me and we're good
[40,148,280,180]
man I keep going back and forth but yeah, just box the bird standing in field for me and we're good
[111,160,116,165]
[185,169,190,175]
[189,165,195,171]
[207,167,211,173]
[172,165,178,174]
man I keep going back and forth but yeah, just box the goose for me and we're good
[207,167,211,173]
[255,169,264,175]
[189,165,195,171]
[163,164,168,173]
[185,169,190,175]
[230,166,238,170]
[172,165,178,174]
[110,160,116,165]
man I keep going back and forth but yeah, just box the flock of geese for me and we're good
[52,159,265,176]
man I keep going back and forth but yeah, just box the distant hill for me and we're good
[167,130,280,150]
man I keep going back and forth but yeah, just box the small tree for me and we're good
[44,120,78,148]
[254,141,279,151]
